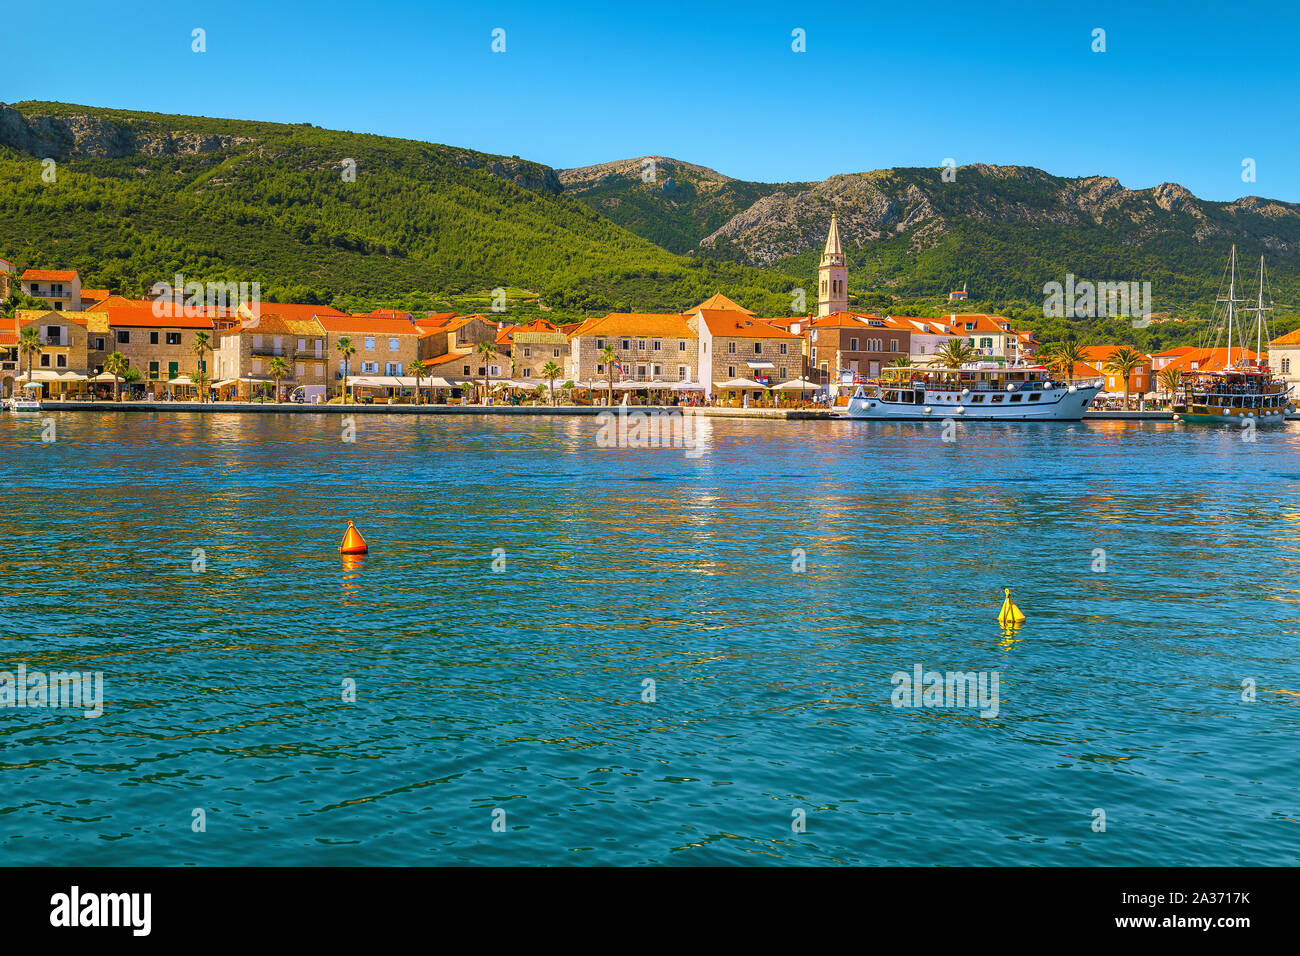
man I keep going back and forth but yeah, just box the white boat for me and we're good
[844,363,1102,421]
[6,398,42,412]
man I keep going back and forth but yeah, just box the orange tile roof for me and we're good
[495,318,558,344]
[81,288,111,300]
[317,314,423,336]
[20,269,78,282]
[105,304,216,329]
[413,312,458,332]
[220,314,325,337]
[0,332,18,346]
[1269,327,1300,346]
[423,352,474,368]
[570,312,697,340]
[698,310,801,339]
[692,293,755,315]
[361,309,414,319]
[1165,347,1261,373]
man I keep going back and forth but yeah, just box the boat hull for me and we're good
[844,384,1102,421]
[1173,408,1290,425]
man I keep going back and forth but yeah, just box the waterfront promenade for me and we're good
[22,399,1263,421]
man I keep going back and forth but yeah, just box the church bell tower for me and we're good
[818,214,848,316]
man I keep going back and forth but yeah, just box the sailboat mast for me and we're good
[1227,245,1235,367]
[1256,255,1265,360]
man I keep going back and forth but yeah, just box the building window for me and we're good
[728,366,735,378]
[56,354,67,368]
[298,338,307,351]
[522,369,532,378]
[678,341,686,351]
[1284,358,1292,374]
[523,347,531,357]
[167,332,182,346]
[653,340,661,351]
[117,330,130,344]
[150,331,160,345]
[890,340,898,352]
[595,339,605,350]
[779,343,787,355]
[621,339,630,350]
[388,338,399,351]
[463,366,471,375]
[149,361,159,377]
[94,337,105,350]
[850,338,858,351]
[296,363,305,376]
[596,364,604,373]
[40,355,50,367]
[779,367,787,378]
[678,366,687,380]
[553,348,561,357]
[754,343,762,355]
[168,361,179,379]
[365,337,375,350]
[728,342,737,354]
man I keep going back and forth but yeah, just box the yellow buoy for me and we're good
[998,587,1026,625]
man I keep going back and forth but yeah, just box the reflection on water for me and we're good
[1,412,1299,865]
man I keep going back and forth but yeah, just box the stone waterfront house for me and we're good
[215,313,331,398]
[567,312,699,386]
[692,308,803,395]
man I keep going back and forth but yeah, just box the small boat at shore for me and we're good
[5,397,42,412]
[844,363,1102,421]
[1172,247,1293,425]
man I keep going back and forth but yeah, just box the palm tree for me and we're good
[335,336,355,403]
[408,359,427,405]
[191,363,210,402]
[268,356,289,402]
[104,350,128,401]
[192,330,211,403]
[890,356,912,368]
[18,326,42,393]
[541,360,562,406]
[933,338,975,368]
[599,345,618,406]
[476,340,498,403]
[1107,346,1146,409]
[1158,366,1181,404]
[1051,340,1087,379]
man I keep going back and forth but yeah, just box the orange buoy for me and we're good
[338,520,368,554]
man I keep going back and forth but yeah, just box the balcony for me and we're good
[250,345,288,357]
[44,335,65,347]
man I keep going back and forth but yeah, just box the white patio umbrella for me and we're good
[772,378,820,390]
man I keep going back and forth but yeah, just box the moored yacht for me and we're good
[844,363,1102,421]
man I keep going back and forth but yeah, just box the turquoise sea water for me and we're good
[1,411,1298,866]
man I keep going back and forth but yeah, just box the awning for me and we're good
[18,370,85,382]
[671,381,706,391]
[746,361,775,370]
[168,375,196,386]
[772,378,821,391]
[716,377,765,389]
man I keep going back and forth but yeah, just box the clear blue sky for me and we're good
[3,0,1297,200]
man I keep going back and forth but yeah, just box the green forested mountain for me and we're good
[0,102,799,317]
[564,159,1300,323]
[5,100,1300,344]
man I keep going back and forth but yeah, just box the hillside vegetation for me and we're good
[0,102,799,317]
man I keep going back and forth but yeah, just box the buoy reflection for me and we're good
[341,553,365,605]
